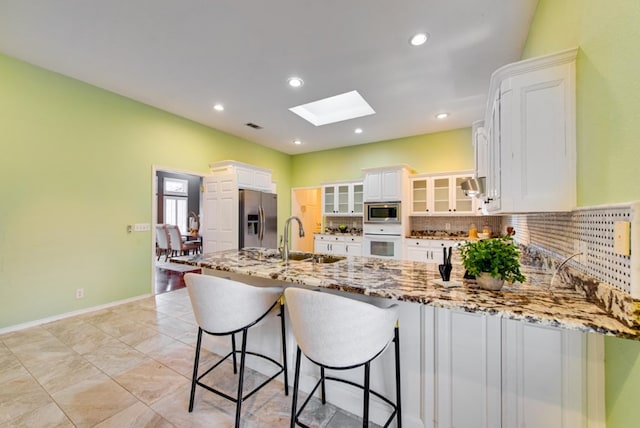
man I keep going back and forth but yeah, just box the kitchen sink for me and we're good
[286,252,314,261]
[286,252,346,264]
[308,255,346,264]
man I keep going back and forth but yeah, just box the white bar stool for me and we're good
[284,287,401,428]
[185,273,289,428]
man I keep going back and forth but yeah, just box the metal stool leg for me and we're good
[290,347,302,428]
[235,329,248,428]
[189,328,203,412]
[320,366,326,404]
[363,362,370,428]
[395,326,402,428]
[231,333,238,374]
[280,299,289,395]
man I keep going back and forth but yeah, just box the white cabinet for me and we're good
[410,172,478,216]
[472,120,488,180]
[434,308,502,428]
[322,182,363,216]
[501,319,598,428]
[314,234,362,256]
[404,239,453,263]
[363,165,411,202]
[202,173,239,253]
[203,161,275,253]
[430,308,603,428]
[410,177,432,214]
[209,160,274,192]
[482,48,577,213]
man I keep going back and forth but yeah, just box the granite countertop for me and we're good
[171,248,640,340]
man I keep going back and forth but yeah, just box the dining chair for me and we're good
[167,224,200,256]
[155,224,171,261]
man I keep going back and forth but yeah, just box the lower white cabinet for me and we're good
[433,308,502,428]
[404,239,454,263]
[314,234,362,256]
[429,307,604,428]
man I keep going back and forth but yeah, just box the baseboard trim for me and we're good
[0,294,152,335]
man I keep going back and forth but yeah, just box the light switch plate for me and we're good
[613,221,631,256]
[134,223,151,232]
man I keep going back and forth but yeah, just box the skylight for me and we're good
[289,90,375,126]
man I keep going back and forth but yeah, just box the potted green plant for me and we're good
[458,236,526,290]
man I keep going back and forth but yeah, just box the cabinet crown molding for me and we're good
[209,160,272,174]
[486,47,578,112]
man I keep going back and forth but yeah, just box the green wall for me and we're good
[0,53,291,328]
[291,128,473,186]
[523,1,640,426]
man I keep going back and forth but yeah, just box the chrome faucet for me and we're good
[283,216,305,262]
[550,252,582,287]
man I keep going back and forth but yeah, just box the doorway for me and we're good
[152,167,205,295]
[291,187,322,252]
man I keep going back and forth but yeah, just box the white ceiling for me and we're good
[0,0,538,155]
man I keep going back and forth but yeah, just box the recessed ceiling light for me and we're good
[355,128,363,134]
[289,90,375,126]
[293,139,302,145]
[435,112,449,119]
[409,32,429,46]
[213,103,224,111]
[288,77,304,88]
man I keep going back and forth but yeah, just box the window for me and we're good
[164,178,188,196]
[164,178,189,232]
[165,197,188,233]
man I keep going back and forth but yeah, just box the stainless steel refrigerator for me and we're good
[239,189,278,249]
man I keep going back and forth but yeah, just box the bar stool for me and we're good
[185,273,288,428]
[284,287,401,428]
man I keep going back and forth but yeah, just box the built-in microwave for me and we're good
[364,201,401,224]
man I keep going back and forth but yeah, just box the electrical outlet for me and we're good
[579,241,587,265]
[614,221,631,256]
[573,239,588,266]
[75,288,84,299]
[134,223,150,232]
[445,223,451,230]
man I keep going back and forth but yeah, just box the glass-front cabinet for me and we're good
[410,172,477,216]
[322,182,363,216]
[411,177,431,214]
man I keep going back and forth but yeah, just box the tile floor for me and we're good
[0,288,375,427]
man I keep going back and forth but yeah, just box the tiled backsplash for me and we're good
[506,202,639,297]
[410,216,504,236]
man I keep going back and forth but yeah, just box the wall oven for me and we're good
[363,224,402,259]
[364,201,401,224]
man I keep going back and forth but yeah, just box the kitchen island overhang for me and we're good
[171,247,640,341]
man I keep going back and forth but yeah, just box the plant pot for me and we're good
[476,272,505,291]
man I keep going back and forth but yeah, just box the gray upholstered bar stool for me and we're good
[285,287,401,428]
[185,273,288,428]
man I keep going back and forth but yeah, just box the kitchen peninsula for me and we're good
[173,248,640,428]
[172,248,637,338]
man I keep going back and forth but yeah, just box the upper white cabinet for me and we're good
[410,172,479,216]
[209,160,274,192]
[322,182,363,216]
[363,165,411,202]
[482,48,577,213]
[472,120,488,180]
